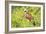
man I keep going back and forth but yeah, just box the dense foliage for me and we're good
[11,6,41,28]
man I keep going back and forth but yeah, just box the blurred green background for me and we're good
[11,6,41,28]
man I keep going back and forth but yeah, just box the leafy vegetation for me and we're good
[11,6,41,28]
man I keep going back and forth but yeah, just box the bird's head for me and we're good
[24,9,29,14]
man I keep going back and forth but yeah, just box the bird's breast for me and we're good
[25,14,32,21]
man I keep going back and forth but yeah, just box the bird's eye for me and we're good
[24,11,26,12]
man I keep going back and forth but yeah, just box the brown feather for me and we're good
[25,13,32,21]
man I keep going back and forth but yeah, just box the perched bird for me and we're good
[23,9,36,26]
[24,9,32,21]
